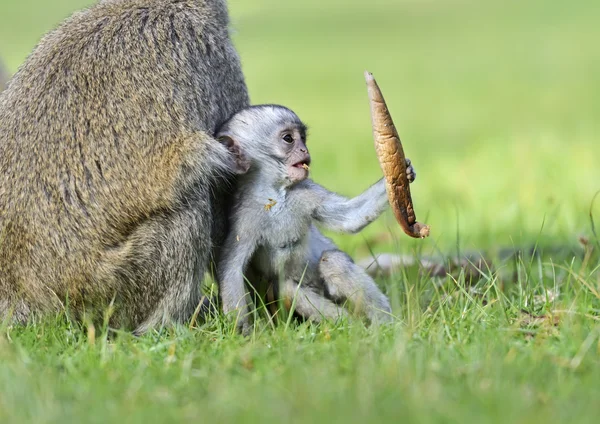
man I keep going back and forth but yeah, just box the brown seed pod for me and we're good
[365,71,430,239]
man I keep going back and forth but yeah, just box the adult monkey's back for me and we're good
[0,0,249,333]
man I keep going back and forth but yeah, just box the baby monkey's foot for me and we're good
[405,158,416,183]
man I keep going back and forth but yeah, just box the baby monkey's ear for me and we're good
[218,135,251,175]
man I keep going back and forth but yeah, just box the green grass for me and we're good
[1,0,600,422]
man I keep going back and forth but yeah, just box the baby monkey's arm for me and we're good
[311,159,415,234]
[311,178,388,233]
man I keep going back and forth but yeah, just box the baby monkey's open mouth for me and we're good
[292,158,311,171]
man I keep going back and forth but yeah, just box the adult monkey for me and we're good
[0,0,249,333]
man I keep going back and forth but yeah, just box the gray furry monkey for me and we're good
[216,105,416,331]
[0,0,248,333]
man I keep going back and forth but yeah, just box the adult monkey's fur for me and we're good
[0,0,249,333]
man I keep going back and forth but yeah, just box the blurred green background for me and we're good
[1,0,599,256]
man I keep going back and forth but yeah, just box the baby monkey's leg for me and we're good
[279,279,348,323]
[318,250,393,324]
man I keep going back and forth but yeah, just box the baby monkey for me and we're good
[217,105,416,332]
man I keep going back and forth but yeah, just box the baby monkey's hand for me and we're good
[405,158,416,183]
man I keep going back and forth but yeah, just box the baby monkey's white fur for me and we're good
[216,105,416,332]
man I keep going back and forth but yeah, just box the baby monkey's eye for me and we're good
[282,134,294,144]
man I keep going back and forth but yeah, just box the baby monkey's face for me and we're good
[278,125,311,183]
